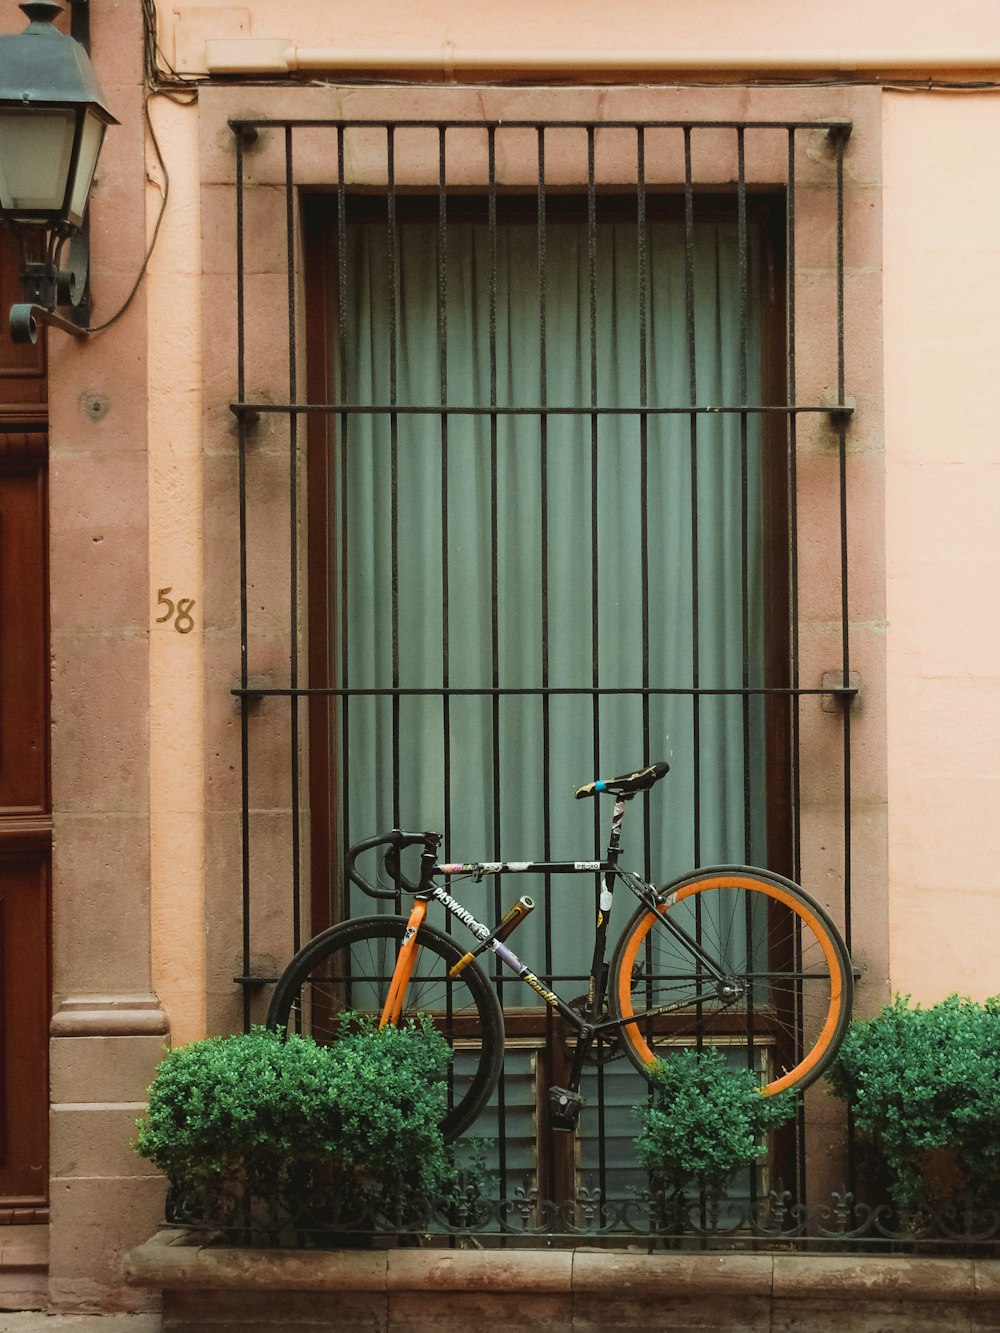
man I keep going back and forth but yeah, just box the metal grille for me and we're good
[230,115,855,1213]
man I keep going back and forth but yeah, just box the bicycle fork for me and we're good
[378,899,428,1028]
[379,888,539,1027]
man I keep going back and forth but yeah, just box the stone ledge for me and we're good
[51,995,170,1038]
[125,1229,1000,1304]
[573,1249,771,1297]
[771,1252,976,1302]
[124,1231,387,1291]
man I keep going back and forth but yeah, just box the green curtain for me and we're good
[332,216,766,984]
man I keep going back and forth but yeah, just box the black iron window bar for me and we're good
[228,115,857,1214]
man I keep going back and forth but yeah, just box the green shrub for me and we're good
[134,1017,459,1216]
[827,994,1000,1214]
[634,1047,797,1202]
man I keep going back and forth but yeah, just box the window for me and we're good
[233,115,854,1218]
[312,193,783,906]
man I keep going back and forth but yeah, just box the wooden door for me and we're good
[0,231,50,1220]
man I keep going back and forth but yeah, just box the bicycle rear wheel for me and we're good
[610,868,852,1096]
[265,915,504,1140]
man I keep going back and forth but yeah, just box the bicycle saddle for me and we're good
[574,760,669,799]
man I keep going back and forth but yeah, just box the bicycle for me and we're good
[265,761,853,1140]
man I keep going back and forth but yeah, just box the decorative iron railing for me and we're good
[165,1178,1000,1254]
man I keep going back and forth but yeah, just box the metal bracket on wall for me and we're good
[825,121,853,152]
[820,671,860,713]
[10,301,88,344]
[820,386,855,433]
[229,402,262,435]
[68,0,91,52]
[232,686,266,715]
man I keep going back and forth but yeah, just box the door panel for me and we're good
[0,464,48,812]
[0,844,49,1210]
[0,228,50,1219]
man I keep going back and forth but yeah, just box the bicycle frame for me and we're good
[270,760,849,1126]
[382,793,733,1089]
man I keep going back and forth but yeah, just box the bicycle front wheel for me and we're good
[265,915,504,1140]
[610,868,852,1096]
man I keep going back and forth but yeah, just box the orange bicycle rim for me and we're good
[616,873,845,1096]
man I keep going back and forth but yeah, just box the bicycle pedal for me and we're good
[548,1085,584,1131]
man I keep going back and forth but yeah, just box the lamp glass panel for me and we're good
[0,108,76,217]
[67,110,105,227]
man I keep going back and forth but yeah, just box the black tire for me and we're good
[609,867,853,1096]
[266,915,505,1140]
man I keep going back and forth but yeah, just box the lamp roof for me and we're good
[0,0,118,123]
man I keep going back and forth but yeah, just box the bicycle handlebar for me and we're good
[347,759,668,895]
[345,828,442,900]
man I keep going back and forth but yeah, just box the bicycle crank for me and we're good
[565,996,624,1064]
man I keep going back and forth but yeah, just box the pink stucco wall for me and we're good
[158,0,1000,76]
[882,92,1000,1003]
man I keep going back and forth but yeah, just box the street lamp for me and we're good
[0,0,117,342]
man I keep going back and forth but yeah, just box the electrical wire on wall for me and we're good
[142,0,202,90]
[77,0,200,335]
[83,91,186,334]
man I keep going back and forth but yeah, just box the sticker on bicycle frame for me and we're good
[481,863,502,874]
[575,861,601,871]
[507,862,530,871]
[600,888,614,911]
[493,939,525,973]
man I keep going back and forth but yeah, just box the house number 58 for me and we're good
[156,587,196,634]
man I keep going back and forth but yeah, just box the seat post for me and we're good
[573,791,636,1044]
[604,791,634,864]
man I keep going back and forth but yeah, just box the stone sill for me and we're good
[0,1224,48,1271]
[0,1223,48,1312]
[125,1229,1000,1331]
